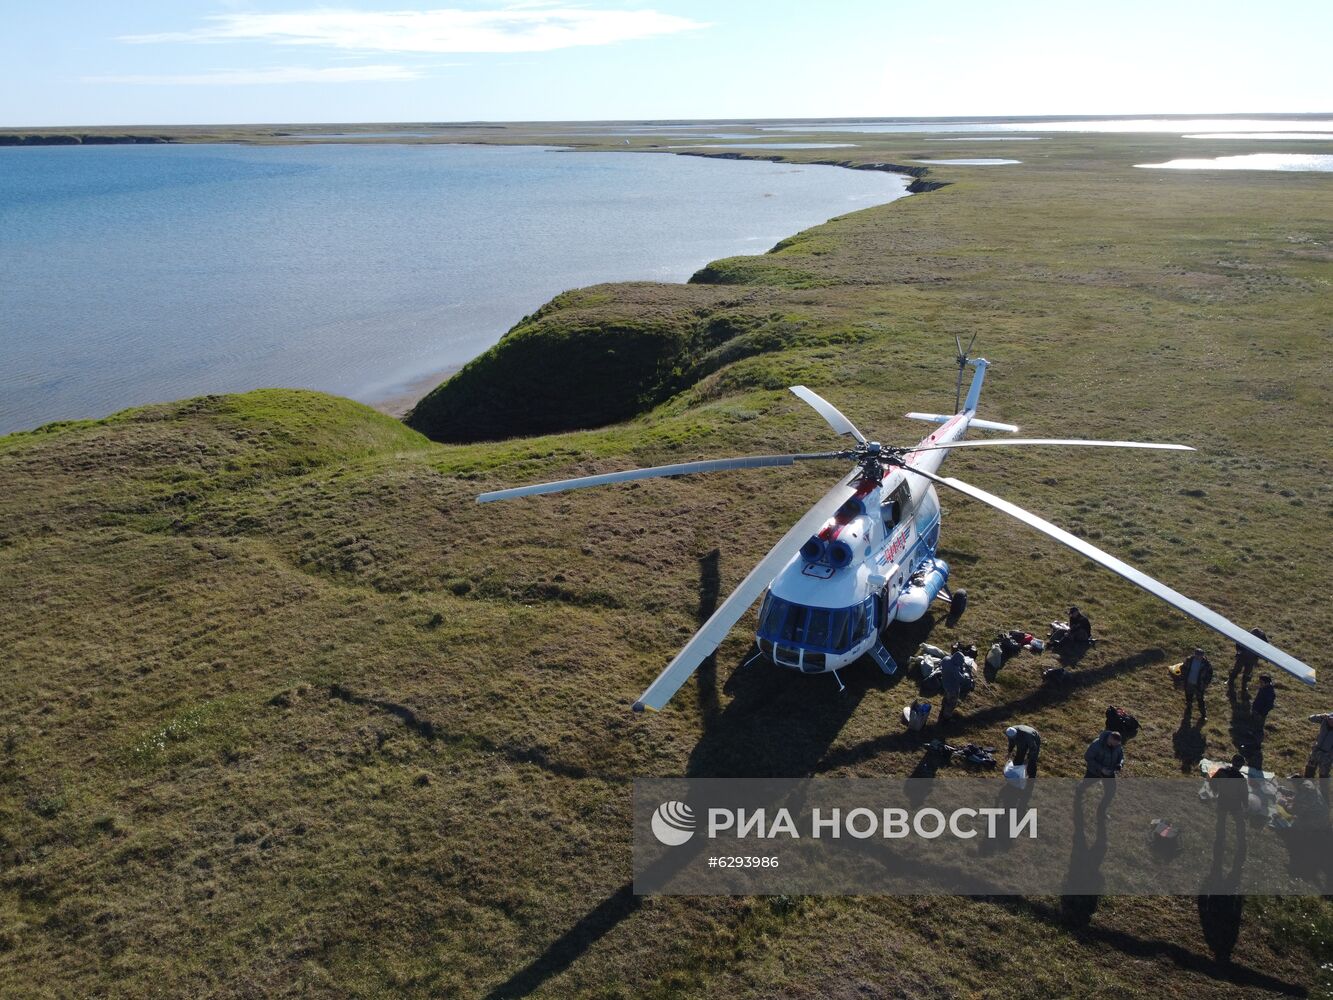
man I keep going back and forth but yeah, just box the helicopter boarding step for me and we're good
[868,640,898,676]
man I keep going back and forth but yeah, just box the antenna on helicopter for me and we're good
[954,333,978,413]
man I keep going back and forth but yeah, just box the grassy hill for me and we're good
[2,130,1332,997]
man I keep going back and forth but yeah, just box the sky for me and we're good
[2,0,1330,127]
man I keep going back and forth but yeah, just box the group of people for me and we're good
[1175,629,1271,725]
[998,707,1333,785]
[998,720,1121,781]
[923,608,1333,787]
[1173,635,1308,765]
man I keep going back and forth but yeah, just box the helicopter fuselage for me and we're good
[754,414,965,675]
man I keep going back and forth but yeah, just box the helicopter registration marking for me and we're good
[881,528,911,565]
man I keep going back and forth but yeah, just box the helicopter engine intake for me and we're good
[802,515,873,569]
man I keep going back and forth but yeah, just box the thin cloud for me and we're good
[84,65,425,86]
[120,6,710,53]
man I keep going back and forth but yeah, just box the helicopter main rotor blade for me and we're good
[906,438,1195,455]
[908,466,1316,686]
[790,386,867,444]
[476,452,843,504]
[634,468,863,712]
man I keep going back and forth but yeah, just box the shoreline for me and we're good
[358,152,924,419]
[2,142,912,436]
[369,365,460,418]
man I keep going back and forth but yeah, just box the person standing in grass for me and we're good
[938,642,969,723]
[1084,729,1124,779]
[1181,647,1214,723]
[1229,627,1267,692]
[1251,674,1276,742]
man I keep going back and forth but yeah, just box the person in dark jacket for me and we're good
[1181,647,1214,722]
[1084,729,1124,778]
[1229,627,1268,692]
[1005,724,1041,778]
[1251,674,1276,741]
[938,643,968,722]
[1211,754,1250,812]
[1210,753,1250,862]
[1067,606,1093,644]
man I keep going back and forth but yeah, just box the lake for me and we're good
[0,144,908,435]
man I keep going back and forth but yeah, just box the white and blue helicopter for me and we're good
[478,342,1315,712]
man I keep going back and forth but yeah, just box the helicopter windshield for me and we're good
[758,594,875,653]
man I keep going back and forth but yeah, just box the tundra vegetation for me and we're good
[1,121,1331,997]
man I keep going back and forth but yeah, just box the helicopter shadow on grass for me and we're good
[483,579,941,997]
[691,612,937,778]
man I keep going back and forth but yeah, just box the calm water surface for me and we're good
[0,144,907,434]
[766,118,1333,135]
[1135,153,1333,172]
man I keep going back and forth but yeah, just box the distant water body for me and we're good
[766,117,1333,135]
[0,144,907,435]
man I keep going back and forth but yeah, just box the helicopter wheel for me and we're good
[949,589,968,618]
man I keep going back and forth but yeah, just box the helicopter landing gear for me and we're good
[942,586,968,620]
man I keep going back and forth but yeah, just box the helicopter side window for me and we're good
[882,482,913,530]
[758,592,781,636]
[852,596,875,642]
[880,499,898,530]
[849,600,865,643]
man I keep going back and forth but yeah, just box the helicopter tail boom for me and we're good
[961,357,990,414]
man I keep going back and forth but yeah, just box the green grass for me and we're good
[2,124,1332,998]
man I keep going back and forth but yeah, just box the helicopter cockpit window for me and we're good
[805,609,831,649]
[830,609,851,650]
[758,595,876,652]
[779,602,805,642]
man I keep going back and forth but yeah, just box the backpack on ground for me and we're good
[1106,705,1140,740]
[956,743,997,769]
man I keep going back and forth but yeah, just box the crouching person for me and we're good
[1006,725,1041,779]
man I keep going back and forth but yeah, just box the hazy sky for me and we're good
[3,0,1330,127]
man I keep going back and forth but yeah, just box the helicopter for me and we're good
[478,341,1316,712]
